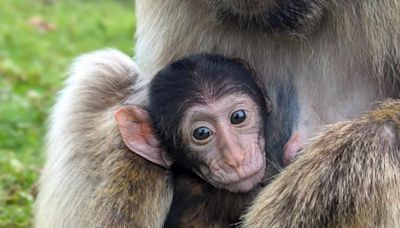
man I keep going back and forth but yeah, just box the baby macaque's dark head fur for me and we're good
[149,54,270,168]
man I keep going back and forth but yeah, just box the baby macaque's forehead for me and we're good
[185,93,257,118]
[179,92,262,144]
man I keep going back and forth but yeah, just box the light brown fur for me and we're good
[36,0,400,227]
[242,100,400,227]
[35,50,173,228]
[133,0,399,123]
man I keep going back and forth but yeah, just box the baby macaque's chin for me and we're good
[215,167,265,193]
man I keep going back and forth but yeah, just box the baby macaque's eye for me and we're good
[193,127,212,140]
[230,110,246,124]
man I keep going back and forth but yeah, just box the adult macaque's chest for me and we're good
[208,31,385,133]
[135,0,389,149]
[142,39,382,139]
[138,28,381,121]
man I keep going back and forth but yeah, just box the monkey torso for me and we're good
[135,0,397,162]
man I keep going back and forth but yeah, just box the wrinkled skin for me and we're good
[180,95,266,193]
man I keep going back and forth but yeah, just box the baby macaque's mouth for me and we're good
[221,167,265,193]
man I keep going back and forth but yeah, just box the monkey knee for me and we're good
[63,49,141,113]
[70,49,138,84]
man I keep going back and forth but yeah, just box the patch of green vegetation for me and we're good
[0,0,135,226]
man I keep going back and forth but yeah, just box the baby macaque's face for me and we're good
[180,94,266,193]
[116,54,269,193]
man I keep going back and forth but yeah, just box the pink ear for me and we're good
[115,105,173,168]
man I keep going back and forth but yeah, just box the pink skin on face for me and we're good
[181,94,266,193]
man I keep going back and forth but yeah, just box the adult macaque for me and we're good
[116,54,271,227]
[36,0,400,227]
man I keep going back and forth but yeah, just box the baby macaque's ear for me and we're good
[115,105,173,168]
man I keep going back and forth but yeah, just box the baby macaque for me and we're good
[116,54,271,227]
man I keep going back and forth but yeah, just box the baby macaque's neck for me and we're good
[164,165,260,227]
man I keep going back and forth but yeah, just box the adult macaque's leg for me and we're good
[35,49,173,228]
[242,100,400,228]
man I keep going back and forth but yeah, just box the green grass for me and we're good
[0,0,135,226]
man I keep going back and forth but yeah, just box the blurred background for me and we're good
[0,0,135,226]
